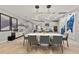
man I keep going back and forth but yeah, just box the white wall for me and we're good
[75,11,79,42]
[0,31,11,42]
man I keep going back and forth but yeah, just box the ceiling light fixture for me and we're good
[46,5,51,14]
[35,5,39,9]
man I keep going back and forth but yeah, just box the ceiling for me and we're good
[0,5,78,23]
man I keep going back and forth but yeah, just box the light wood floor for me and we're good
[0,37,79,54]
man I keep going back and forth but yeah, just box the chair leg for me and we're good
[60,44,63,53]
[27,42,29,53]
[63,40,64,44]
[49,45,52,53]
[23,39,25,46]
[27,42,31,54]
[67,40,69,47]
[48,45,50,51]
[30,42,32,52]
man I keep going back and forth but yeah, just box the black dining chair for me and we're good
[50,36,63,53]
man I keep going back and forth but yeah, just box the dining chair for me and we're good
[40,36,50,45]
[50,36,63,53]
[39,36,50,51]
[27,35,39,53]
[28,35,39,46]
[23,34,28,46]
[63,34,69,47]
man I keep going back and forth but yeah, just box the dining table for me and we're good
[25,33,64,42]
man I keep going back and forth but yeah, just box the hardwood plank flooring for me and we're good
[0,37,79,54]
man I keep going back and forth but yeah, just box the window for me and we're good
[1,15,10,31]
[0,13,18,31]
[12,18,18,31]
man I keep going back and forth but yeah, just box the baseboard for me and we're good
[0,40,8,44]
[69,37,79,43]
